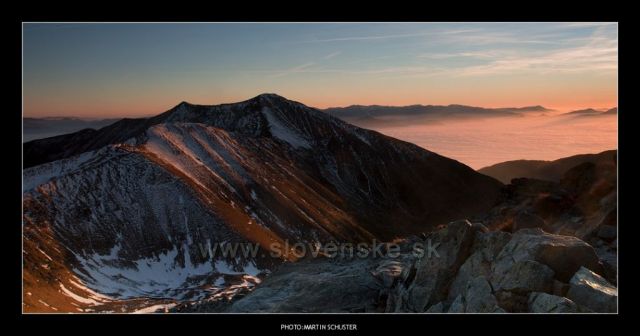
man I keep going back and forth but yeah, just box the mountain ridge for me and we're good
[23,93,504,312]
[478,150,617,184]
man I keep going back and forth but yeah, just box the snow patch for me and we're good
[262,107,311,149]
[72,243,214,300]
[132,303,177,314]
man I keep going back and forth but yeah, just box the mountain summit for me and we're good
[23,94,503,312]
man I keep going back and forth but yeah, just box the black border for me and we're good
[8,4,632,333]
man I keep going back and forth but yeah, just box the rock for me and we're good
[448,295,465,313]
[551,280,569,297]
[228,257,380,313]
[444,276,502,313]
[597,225,617,241]
[448,231,511,300]
[494,260,554,293]
[471,222,490,233]
[425,302,444,313]
[464,276,500,313]
[594,245,617,285]
[392,220,477,312]
[493,229,603,282]
[495,291,529,313]
[566,267,617,313]
[528,292,578,313]
[372,260,405,288]
[512,211,546,232]
[532,192,574,219]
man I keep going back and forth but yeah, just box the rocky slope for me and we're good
[23,94,503,313]
[177,150,617,314]
[478,150,616,184]
[186,221,616,313]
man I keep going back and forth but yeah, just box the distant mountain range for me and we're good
[23,117,120,142]
[323,104,551,127]
[562,107,617,117]
[24,105,617,143]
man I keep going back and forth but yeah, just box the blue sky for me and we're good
[23,22,617,117]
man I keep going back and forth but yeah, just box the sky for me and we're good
[23,22,617,118]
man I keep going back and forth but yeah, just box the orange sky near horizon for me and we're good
[23,23,617,119]
[23,87,618,119]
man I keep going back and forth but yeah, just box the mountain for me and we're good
[23,93,503,312]
[477,150,617,184]
[23,117,120,142]
[561,107,617,117]
[323,104,551,127]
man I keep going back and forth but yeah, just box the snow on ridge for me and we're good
[23,147,123,192]
[262,107,311,149]
[144,123,245,193]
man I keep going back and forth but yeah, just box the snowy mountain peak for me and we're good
[23,93,507,312]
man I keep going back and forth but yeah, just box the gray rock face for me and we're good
[448,231,511,300]
[425,302,444,313]
[492,229,603,282]
[494,260,555,293]
[448,295,465,313]
[228,258,382,313]
[389,220,477,312]
[566,267,617,313]
[528,292,578,313]
[445,276,502,313]
[205,220,617,314]
[463,277,501,313]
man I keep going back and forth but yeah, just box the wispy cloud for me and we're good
[450,33,617,77]
[323,51,342,60]
[558,22,617,29]
[417,50,509,59]
[411,25,617,78]
[259,23,617,80]
[270,62,316,78]
[302,32,432,43]
[298,28,479,44]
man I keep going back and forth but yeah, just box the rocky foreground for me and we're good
[174,150,617,314]
[174,220,616,313]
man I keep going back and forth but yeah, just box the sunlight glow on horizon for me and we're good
[23,22,617,118]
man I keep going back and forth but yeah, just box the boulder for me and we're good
[446,276,503,313]
[528,292,578,313]
[425,302,444,313]
[464,276,501,313]
[448,295,465,313]
[228,257,380,313]
[512,211,546,232]
[596,225,617,242]
[448,231,511,300]
[494,260,555,293]
[392,220,477,312]
[495,290,529,313]
[372,260,405,288]
[551,280,569,297]
[566,267,617,313]
[492,228,603,282]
